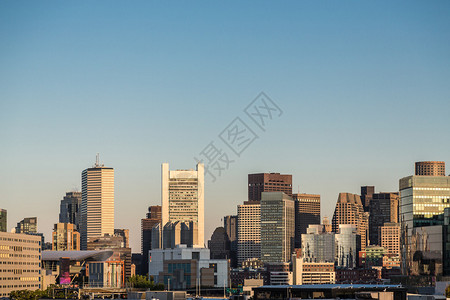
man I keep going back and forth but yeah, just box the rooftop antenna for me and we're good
[95,153,100,167]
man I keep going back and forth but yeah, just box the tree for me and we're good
[445,284,450,298]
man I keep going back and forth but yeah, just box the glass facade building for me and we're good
[399,175,450,276]
[260,192,295,263]
[335,224,359,269]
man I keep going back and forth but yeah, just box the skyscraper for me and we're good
[15,217,37,234]
[399,162,450,275]
[0,209,6,232]
[260,192,295,263]
[224,215,238,267]
[335,224,359,269]
[161,163,204,247]
[237,202,261,264]
[59,191,82,228]
[292,193,320,248]
[141,205,161,275]
[332,193,369,251]
[248,173,292,202]
[360,186,375,210]
[80,157,114,250]
[368,192,399,245]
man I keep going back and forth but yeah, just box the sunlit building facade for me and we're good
[237,202,261,264]
[161,163,204,248]
[52,223,80,251]
[80,161,115,250]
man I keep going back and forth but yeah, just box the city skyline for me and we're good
[1,1,450,252]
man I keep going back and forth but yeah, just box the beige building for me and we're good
[161,163,204,247]
[80,159,115,250]
[380,222,400,256]
[332,193,369,251]
[292,255,335,285]
[0,232,42,297]
[261,192,295,263]
[237,202,261,264]
[52,223,80,251]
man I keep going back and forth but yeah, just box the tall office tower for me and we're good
[368,192,399,245]
[248,173,292,202]
[301,224,335,263]
[208,227,231,260]
[141,205,162,275]
[335,224,359,269]
[59,191,82,228]
[15,217,37,234]
[224,215,238,267]
[260,192,295,263]
[332,193,369,251]
[80,158,114,250]
[380,222,400,256]
[52,223,80,251]
[399,164,450,275]
[0,209,6,232]
[0,232,42,297]
[292,193,321,248]
[161,163,204,247]
[237,202,261,264]
[415,161,446,176]
[360,186,375,211]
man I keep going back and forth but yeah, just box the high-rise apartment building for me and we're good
[368,192,399,245]
[380,222,400,256]
[415,161,446,176]
[332,193,369,251]
[248,173,292,202]
[260,192,295,263]
[161,163,204,247]
[15,217,37,234]
[80,159,114,250]
[141,205,161,275]
[292,193,320,248]
[59,191,82,228]
[301,225,335,263]
[237,202,261,264]
[52,223,80,251]
[0,209,6,232]
[0,232,42,297]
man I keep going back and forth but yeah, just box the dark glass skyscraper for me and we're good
[292,193,320,248]
[59,191,82,228]
[0,209,6,232]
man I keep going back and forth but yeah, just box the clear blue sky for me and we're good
[1,1,449,251]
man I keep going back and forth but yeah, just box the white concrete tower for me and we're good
[161,163,204,247]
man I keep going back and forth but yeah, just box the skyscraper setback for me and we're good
[80,158,114,250]
[332,193,369,251]
[248,173,292,201]
[161,163,204,247]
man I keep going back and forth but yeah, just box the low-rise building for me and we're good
[149,245,229,289]
[292,256,335,285]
